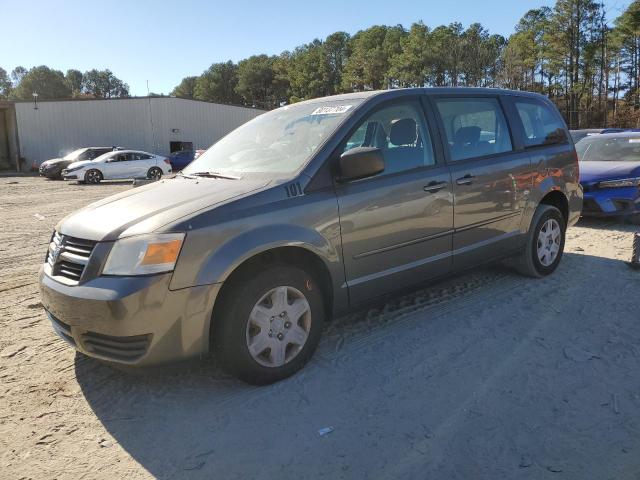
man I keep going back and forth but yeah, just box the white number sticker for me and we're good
[311,105,352,115]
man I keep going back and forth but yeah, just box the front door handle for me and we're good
[423,181,447,193]
[456,174,475,186]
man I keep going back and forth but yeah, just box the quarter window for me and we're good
[435,97,513,162]
[515,100,567,147]
[342,102,435,175]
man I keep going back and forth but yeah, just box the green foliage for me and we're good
[171,76,198,99]
[65,69,83,96]
[0,67,11,99]
[194,62,242,104]
[81,69,129,98]
[2,0,639,128]
[236,55,283,109]
[10,65,70,100]
[342,25,406,91]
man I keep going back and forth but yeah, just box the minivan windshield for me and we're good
[183,100,362,175]
[576,135,640,162]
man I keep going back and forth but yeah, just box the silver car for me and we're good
[39,88,583,384]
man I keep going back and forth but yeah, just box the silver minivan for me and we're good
[40,88,583,384]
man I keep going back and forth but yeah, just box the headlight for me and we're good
[103,233,185,276]
[65,165,84,173]
[598,177,640,188]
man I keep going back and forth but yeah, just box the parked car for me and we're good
[62,150,172,183]
[168,150,195,171]
[576,132,640,219]
[38,147,118,179]
[40,88,582,384]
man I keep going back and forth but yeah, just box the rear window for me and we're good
[515,100,567,147]
[434,97,513,162]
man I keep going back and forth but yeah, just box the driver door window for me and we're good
[342,102,435,175]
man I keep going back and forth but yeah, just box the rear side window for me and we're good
[434,97,513,162]
[515,100,567,147]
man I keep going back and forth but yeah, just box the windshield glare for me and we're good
[576,136,640,162]
[63,148,88,161]
[183,101,361,175]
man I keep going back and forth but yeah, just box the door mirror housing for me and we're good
[337,147,385,182]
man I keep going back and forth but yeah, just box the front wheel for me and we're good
[213,265,324,385]
[84,169,103,184]
[147,167,163,180]
[514,204,566,278]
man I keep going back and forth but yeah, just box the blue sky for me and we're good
[1,0,629,96]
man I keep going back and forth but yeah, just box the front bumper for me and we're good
[581,186,640,217]
[39,167,62,178]
[39,267,221,366]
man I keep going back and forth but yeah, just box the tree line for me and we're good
[0,66,129,100]
[2,0,638,129]
[172,0,640,128]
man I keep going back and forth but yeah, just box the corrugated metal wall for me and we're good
[14,97,264,167]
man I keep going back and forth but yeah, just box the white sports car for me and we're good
[62,150,172,183]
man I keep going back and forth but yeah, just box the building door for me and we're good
[170,141,193,153]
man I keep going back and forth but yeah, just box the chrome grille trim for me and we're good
[46,231,97,284]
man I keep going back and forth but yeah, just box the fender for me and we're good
[520,176,569,233]
[199,224,340,284]
[169,223,348,310]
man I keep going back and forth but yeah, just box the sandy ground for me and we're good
[1,176,639,479]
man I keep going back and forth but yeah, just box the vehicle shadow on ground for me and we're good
[75,252,640,479]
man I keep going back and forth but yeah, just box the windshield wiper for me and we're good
[175,171,198,179]
[191,171,241,180]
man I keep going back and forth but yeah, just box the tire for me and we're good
[514,204,566,278]
[213,264,325,385]
[147,167,163,181]
[84,169,103,184]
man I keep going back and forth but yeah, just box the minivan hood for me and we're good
[579,161,640,183]
[58,177,271,241]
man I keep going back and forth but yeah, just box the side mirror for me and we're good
[337,147,384,182]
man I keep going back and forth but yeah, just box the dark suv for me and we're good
[40,88,582,384]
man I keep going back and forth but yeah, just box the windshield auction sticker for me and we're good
[311,105,352,115]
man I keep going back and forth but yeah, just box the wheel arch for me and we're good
[539,189,569,226]
[208,244,337,349]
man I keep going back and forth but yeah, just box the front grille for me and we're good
[46,231,97,284]
[81,331,151,362]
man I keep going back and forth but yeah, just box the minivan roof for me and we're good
[293,87,547,106]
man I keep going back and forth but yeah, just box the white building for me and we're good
[0,97,264,171]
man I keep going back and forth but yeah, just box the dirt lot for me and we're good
[1,176,639,479]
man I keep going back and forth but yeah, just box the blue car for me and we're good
[577,132,640,218]
[168,150,195,171]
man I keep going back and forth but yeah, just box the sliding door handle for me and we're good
[456,174,475,186]
[423,181,447,193]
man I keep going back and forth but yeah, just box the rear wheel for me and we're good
[84,169,103,184]
[147,167,163,180]
[514,204,566,277]
[213,265,324,385]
